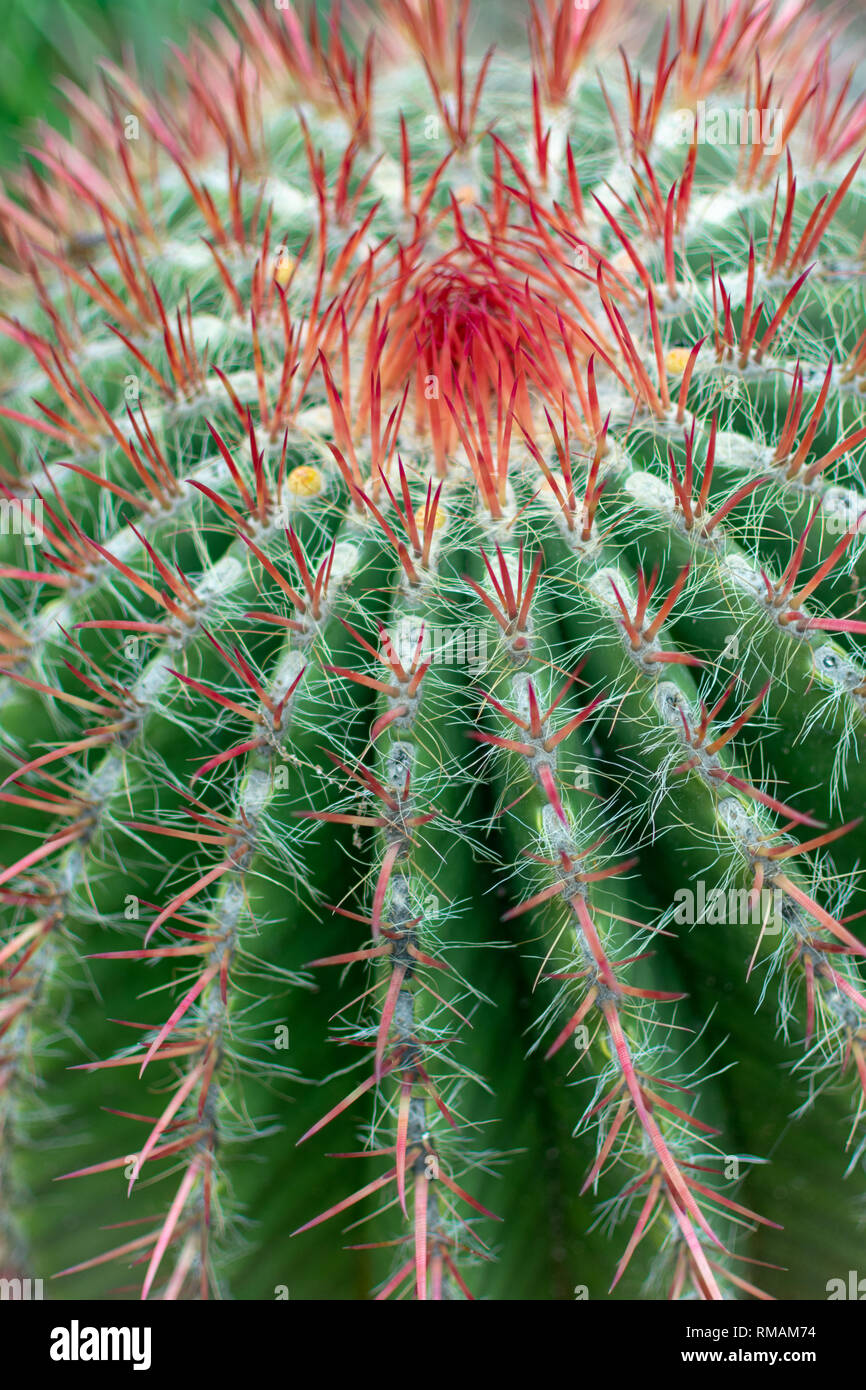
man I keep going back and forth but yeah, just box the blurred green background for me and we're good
[0,0,220,167]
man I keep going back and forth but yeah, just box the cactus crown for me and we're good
[1,0,866,1301]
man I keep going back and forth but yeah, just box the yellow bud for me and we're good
[274,252,294,289]
[286,464,324,498]
[414,504,446,533]
[665,347,693,375]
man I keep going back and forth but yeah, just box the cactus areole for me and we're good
[1,0,866,1303]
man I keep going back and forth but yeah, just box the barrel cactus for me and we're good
[1,0,866,1302]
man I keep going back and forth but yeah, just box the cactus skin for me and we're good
[1,0,866,1303]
